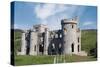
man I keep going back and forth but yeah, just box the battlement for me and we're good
[61,17,78,24]
[33,24,47,28]
[33,24,48,32]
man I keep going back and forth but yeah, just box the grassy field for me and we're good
[14,30,22,55]
[15,55,97,66]
[81,29,97,56]
[13,29,97,65]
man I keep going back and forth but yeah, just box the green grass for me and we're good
[15,55,97,66]
[14,31,22,55]
[81,30,97,54]
[15,55,54,66]
[14,31,22,40]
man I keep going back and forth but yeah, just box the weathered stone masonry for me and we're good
[18,17,87,56]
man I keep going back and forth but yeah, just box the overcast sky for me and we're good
[13,1,97,30]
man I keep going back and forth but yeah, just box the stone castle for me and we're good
[18,17,87,56]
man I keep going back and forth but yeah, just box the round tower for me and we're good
[61,17,78,55]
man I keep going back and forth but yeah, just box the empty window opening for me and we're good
[26,46,30,55]
[78,37,79,43]
[55,34,58,38]
[39,44,44,54]
[51,43,55,55]
[71,43,74,52]
[52,43,55,49]
[72,24,74,28]
[58,44,62,55]
[26,41,30,55]
[78,45,79,52]
[34,45,36,51]
[60,34,62,38]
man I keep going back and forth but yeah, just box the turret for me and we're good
[61,17,79,55]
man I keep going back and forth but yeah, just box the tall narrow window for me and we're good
[71,43,74,52]
[78,45,79,52]
[52,43,55,49]
[51,43,55,55]
[60,34,62,38]
[72,24,74,28]
[78,37,79,43]
[55,34,58,38]
[59,44,62,55]
[34,45,36,51]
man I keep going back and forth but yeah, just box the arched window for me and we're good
[71,43,74,52]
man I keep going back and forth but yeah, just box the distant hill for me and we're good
[81,29,97,31]
[81,29,97,56]
[13,29,22,40]
[12,29,23,32]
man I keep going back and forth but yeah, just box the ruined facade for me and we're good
[18,18,87,56]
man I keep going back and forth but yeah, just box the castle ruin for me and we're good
[18,17,87,56]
